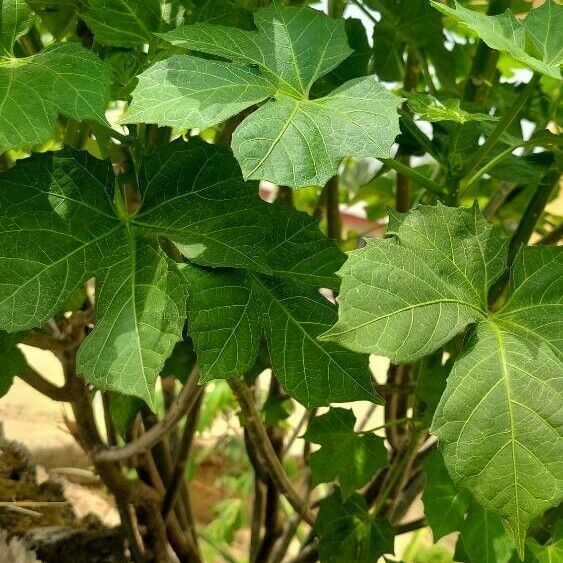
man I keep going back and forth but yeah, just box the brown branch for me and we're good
[161,388,203,523]
[94,373,204,463]
[18,367,73,402]
[229,379,315,526]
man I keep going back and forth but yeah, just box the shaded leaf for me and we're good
[0,0,36,55]
[81,0,164,46]
[0,331,26,398]
[253,276,380,408]
[0,140,283,407]
[368,0,455,88]
[457,502,516,563]
[182,265,261,382]
[422,448,471,541]
[316,489,394,563]
[305,407,388,499]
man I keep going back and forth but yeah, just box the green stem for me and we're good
[464,0,513,104]
[506,169,560,265]
[372,431,420,515]
[463,74,541,180]
[399,110,443,164]
[324,175,342,242]
[382,159,444,198]
[461,134,560,195]
[489,169,560,306]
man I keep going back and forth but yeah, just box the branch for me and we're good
[161,388,204,521]
[381,158,444,198]
[229,379,315,526]
[537,222,563,246]
[463,74,541,180]
[94,373,204,463]
[18,367,73,402]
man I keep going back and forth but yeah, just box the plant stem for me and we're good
[489,169,560,306]
[18,366,73,402]
[94,373,204,462]
[463,74,541,180]
[229,379,315,526]
[537,222,563,246]
[382,159,444,197]
[506,169,560,266]
[323,175,342,242]
[464,0,513,104]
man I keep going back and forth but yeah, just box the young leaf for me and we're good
[421,448,471,541]
[456,502,516,563]
[305,407,388,499]
[316,489,395,563]
[0,331,26,398]
[433,0,563,79]
[433,247,563,553]
[125,2,402,188]
[406,92,498,124]
[321,204,507,361]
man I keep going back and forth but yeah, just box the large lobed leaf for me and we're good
[325,205,563,551]
[433,0,562,79]
[322,204,507,360]
[0,140,377,410]
[433,246,563,553]
[125,2,401,188]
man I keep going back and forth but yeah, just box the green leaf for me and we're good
[0,43,110,152]
[456,502,516,563]
[305,407,388,499]
[433,246,563,553]
[124,55,275,130]
[316,489,394,563]
[432,0,563,79]
[433,326,561,551]
[325,206,562,551]
[136,139,274,272]
[322,204,507,361]
[77,236,188,408]
[0,140,281,407]
[80,0,164,46]
[252,276,381,408]
[0,330,26,398]
[0,0,36,56]
[231,76,402,188]
[421,449,471,541]
[161,338,197,383]
[406,92,498,124]
[527,536,563,563]
[126,2,401,188]
[182,265,261,382]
